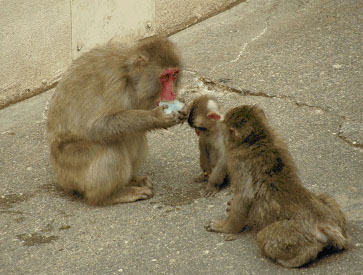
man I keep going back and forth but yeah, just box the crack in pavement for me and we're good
[338,121,363,150]
[182,72,362,151]
[338,134,363,150]
[230,24,268,63]
[198,76,329,112]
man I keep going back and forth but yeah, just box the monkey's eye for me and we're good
[164,74,169,80]
[173,71,178,77]
[195,127,208,132]
[237,120,246,128]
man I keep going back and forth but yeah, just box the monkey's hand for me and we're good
[152,106,182,129]
[177,109,188,123]
[177,101,189,123]
[194,172,208,183]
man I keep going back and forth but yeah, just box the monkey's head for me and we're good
[187,95,222,137]
[223,105,267,145]
[128,36,181,110]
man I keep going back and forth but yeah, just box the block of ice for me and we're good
[159,100,185,114]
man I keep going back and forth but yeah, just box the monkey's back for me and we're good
[228,132,337,231]
[47,43,137,149]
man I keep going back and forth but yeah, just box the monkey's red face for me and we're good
[159,68,179,101]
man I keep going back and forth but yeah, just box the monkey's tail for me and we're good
[317,224,351,250]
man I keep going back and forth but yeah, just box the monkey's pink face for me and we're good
[159,68,179,101]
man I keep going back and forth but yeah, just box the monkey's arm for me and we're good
[208,159,227,187]
[89,107,179,142]
[204,159,227,197]
[199,140,211,173]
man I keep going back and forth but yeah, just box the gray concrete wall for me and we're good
[0,0,71,109]
[71,0,155,59]
[0,0,242,109]
[156,0,244,34]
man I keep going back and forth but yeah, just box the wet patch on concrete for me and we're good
[14,216,26,223]
[40,223,54,233]
[160,184,204,207]
[39,182,84,203]
[0,193,33,209]
[16,233,59,246]
[59,225,71,230]
[39,182,58,193]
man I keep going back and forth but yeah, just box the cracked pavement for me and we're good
[1,0,362,274]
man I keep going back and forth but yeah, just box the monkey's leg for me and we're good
[84,144,153,205]
[127,134,154,187]
[257,220,324,268]
[205,194,248,234]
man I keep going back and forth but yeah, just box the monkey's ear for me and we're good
[133,54,149,68]
[229,127,239,138]
[207,112,221,121]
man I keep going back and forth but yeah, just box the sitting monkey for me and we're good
[47,36,185,205]
[187,95,228,197]
[205,105,350,267]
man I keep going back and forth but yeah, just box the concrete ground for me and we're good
[1,0,362,274]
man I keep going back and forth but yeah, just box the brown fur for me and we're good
[47,36,183,206]
[205,105,350,267]
[187,95,228,197]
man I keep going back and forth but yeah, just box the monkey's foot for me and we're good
[110,186,153,204]
[226,198,233,212]
[205,219,228,233]
[194,174,208,183]
[224,234,238,241]
[130,176,153,189]
[203,184,218,198]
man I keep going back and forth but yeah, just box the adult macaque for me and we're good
[205,105,350,267]
[47,36,184,206]
[187,95,228,197]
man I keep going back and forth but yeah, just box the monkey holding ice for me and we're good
[47,36,185,206]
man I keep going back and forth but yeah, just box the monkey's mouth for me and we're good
[160,78,177,101]
[195,127,208,136]
[161,86,176,101]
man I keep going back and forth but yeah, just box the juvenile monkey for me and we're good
[187,95,228,197]
[47,36,184,206]
[205,105,350,267]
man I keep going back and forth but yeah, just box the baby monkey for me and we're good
[205,105,350,267]
[187,95,228,197]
